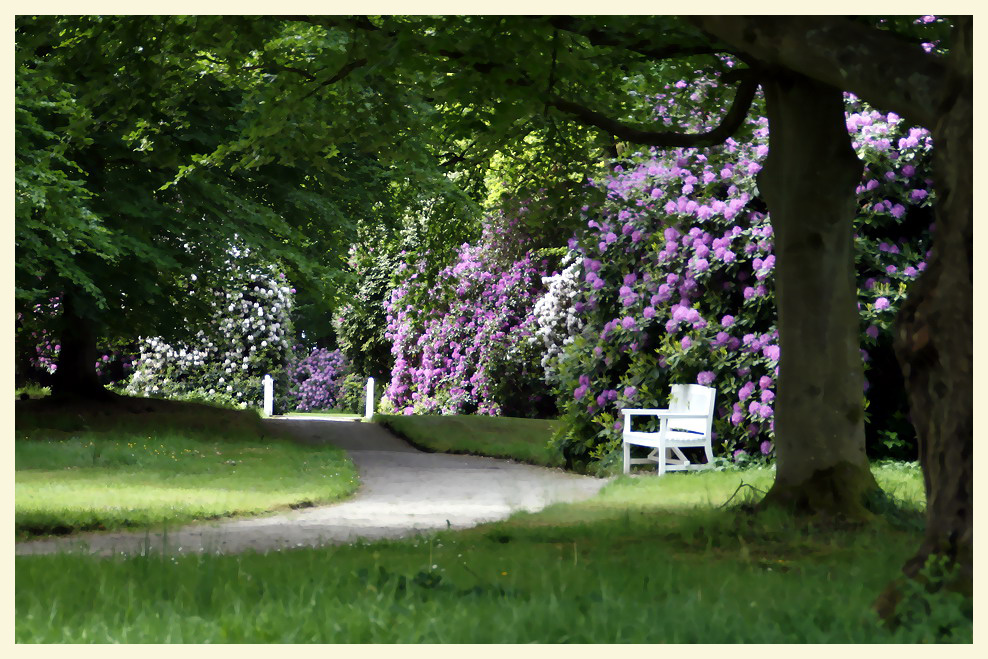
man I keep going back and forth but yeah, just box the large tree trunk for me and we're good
[688,12,971,618]
[879,17,973,614]
[50,291,113,400]
[757,72,878,519]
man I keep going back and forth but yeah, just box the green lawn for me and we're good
[15,462,966,643]
[375,413,562,467]
[15,398,359,538]
[16,404,968,642]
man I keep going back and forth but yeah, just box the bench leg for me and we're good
[623,441,631,474]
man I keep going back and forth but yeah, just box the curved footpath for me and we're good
[15,417,609,557]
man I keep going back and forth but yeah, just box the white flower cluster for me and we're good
[532,252,585,382]
[124,255,295,408]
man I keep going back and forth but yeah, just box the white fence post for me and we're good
[365,376,375,420]
[262,374,274,417]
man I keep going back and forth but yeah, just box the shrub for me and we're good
[288,347,349,412]
[336,372,386,415]
[333,241,405,382]
[125,252,295,410]
[537,76,932,470]
[384,212,555,417]
[846,93,935,459]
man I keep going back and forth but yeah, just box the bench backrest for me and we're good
[668,384,716,435]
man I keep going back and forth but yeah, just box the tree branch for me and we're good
[301,57,368,100]
[544,29,559,117]
[196,52,320,82]
[549,71,759,148]
[688,15,947,128]
[439,134,481,168]
[241,63,317,82]
[440,120,538,171]
[436,49,502,75]
[543,16,743,63]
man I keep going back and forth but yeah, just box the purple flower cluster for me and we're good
[545,76,933,465]
[289,347,349,411]
[845,92,935,359]
[18,298,137,385]
[384,214,550,416]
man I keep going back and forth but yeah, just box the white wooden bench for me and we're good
[621,384,716,475]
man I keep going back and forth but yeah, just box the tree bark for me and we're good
[692,13,972,616]
[50,291,112,400]
[756,72,878,519]
[880,16,973,612]
[689,16,946,129]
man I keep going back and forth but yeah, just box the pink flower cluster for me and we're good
[384,215,550,416]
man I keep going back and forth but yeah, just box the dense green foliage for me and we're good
[16,18,333,338]
[14,15,475,385]
[14,14,728,339]
[335,372,383,415]
[332,228,422,383]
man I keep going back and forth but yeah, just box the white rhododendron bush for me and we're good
[126,250,295,409]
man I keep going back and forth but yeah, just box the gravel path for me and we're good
[15,417,608,557]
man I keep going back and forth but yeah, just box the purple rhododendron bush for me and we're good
[384,214,555,417]
[288,347,349,411]
[539,84,933,471]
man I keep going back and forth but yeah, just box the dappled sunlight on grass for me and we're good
[872,460,925,507]
[595,468,776,508]
[15,402,359,538]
